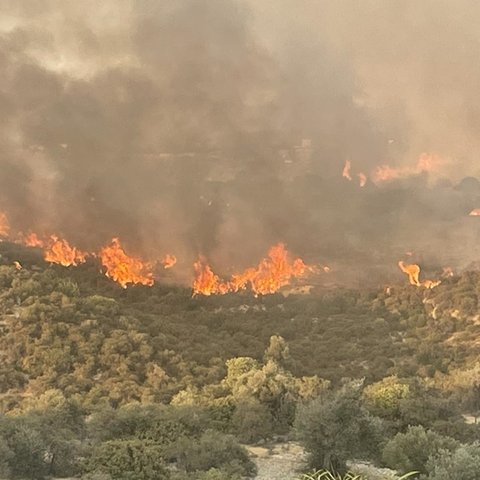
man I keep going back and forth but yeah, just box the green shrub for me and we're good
[425,443,480,480]
[231,400,274,442]
[294,381,385,473]
[382,425,458,474]
[0,437,13,478]
[175,430,256,477]
[86,439,169,480]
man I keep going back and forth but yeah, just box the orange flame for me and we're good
[193,243,316,296]
[100,238,154,288]
[229,244,316,295]
[469,208,480,216]
[0,213,10,237]
[342,160,352,181]
[193,257,229,296]
[342,161,366,187]
[162,254,177,269]
[358,172,367,187]
[13,261,22,270]
[373,153,443,184]
[44,235,88,267]
[398,260,441,289]
[18,229,174,286]
[398,261,420,286]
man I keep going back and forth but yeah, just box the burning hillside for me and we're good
[1,1,480,294]
[0,211,320,294]
[0,215,162,288]
[0,204,476,295]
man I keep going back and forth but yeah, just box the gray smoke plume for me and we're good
[1,0,480,285]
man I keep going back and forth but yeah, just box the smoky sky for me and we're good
[1,0,480,285]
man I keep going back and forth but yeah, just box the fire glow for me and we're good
[342,160,367,187]
[342,160,352,181]
[0,213,10,237]
[373,153,443,184]
[162,254,177,269]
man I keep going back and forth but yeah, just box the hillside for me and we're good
[0,240,479,411]
[1,241,480,479]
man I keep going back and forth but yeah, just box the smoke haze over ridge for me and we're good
[1,0,480,285]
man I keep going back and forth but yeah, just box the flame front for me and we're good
[193,243,316,296]
[19,233,87,266]
[193,257,229,296]
[44,235,88,266]
[100,238,154,288]
[242,244,313,295]
[469,208,480,216]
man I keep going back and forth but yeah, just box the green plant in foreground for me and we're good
[297,470,418,480]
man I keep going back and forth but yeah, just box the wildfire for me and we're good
[422,279,442,289]
[373,153,443,184]
[0,209,179,287]
[44,235,88,267]
[342,161,367,187]
[398,261,420,286]
[358,172,367,187]
[469,208,480,216]
[18,233,88,266]
[23,233,44,247]
[398,260,441,289]
[193,243,316,296]
[193,257,229,296]
[0,213,10,237]
[100,238,154,288]
[342,160,352,181]
[232,245,313,295]
[162,254,177,269]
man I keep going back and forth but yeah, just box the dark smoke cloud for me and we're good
[1,0,480,285]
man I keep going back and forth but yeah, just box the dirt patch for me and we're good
[246,442,307,480]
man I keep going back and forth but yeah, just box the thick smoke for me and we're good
[1,0,480,285]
